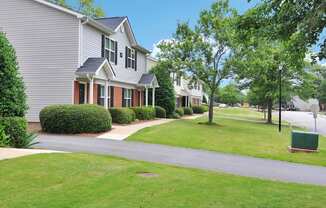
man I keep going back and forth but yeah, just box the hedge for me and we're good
[131,107,156,120]
[175,108,184,117]
[109,108,136,124]
[0,117,27,147]
[192,106,206,114]
[155,106,166,118]
[40,104,112,134]
[183,107,193,115]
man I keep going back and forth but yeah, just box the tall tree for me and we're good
[47,0,105,18]
[159,0,236,124]
[244,0,326,61]
[0,33,27,117]
[151,61,176,116]
[218,84,243,106]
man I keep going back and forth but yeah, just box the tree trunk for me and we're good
[208,92,214,124]
[267,99,273,124]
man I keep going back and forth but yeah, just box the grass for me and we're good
[128,108,326,167]
[1,153,326,208]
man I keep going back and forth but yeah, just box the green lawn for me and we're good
[1,153,326,208]
[128,108,326,167]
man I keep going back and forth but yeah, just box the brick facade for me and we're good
[74,81,79,104]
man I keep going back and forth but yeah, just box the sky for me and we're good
[77,0,261,51]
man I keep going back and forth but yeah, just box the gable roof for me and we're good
[32,0,84,18]
[138,73,159,87]
[76,57,116,77]
[96,17,126,31]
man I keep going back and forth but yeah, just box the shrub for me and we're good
[168,112,181,119]
[0,117,34,148]
[40,104,112,134]
[175,108,184,117]
[151,62,176,116]
[183,107,193,115]
[155,106,166,118]
[0,124,10,147]
[131,107,156,120]
[109,108,135,124]
[0,33,28,117]
[202,105,209,112]
[192,106,205,114]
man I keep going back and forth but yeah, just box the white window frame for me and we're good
[127,47,136,69]
[105,37,116,63]
[124,89,132,107]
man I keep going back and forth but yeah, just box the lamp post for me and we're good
[278,65,283,132]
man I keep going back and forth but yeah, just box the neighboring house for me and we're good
[289,96,319,111]
[0,0,158,122]
[147,57,204,107]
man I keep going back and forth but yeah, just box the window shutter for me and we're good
[131,89,134,107]
[115,41,118,65]
[135,50,138,71]
[101,35,105,58]
[97,84,101,105]
[122,88,125,107]
[125,47,128,68]
[110,86,114,107]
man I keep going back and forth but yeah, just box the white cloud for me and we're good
[151,39,175,58]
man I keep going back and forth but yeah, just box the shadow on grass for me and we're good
[197,121,223,127]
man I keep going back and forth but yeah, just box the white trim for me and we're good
[94,59,116,79]
[104,36,117,64]
[32,0,84,18]
[114,18,128,32]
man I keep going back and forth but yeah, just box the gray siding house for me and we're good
[0,0,158,122]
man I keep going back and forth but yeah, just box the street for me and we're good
[281,111,326,136]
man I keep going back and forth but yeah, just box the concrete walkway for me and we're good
[98,114,206,140]
[0,148,63,160]
[35,134,326,186]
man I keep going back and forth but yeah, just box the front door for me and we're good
[79,83,86,104]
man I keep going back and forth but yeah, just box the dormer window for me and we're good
[105,37,117,64]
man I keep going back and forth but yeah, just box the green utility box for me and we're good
[290,131,319,152]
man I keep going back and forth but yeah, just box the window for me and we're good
[97,85,111,107]
[105,38,116,63]
[176,75,181,86]
[123,89,132,107]
[126,47,136,70]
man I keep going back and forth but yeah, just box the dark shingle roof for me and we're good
[76,58,107,74]
[139,73,156,85]
[96,17,126,31]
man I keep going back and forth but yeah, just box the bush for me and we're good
[202,105,209,112]
[192,106,206,114]
[0,124,10,147]
[109,108,135,124]
[183,107,193,115]
[175,108,184,117]
[167,112,181,119]
[0,33,28,117]
[40,104,112,134]
[131,107,156,120]
[155,106,166,118]
[0,117,34,148]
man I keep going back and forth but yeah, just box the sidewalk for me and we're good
[98,113,206,140]
[0,148,64,160]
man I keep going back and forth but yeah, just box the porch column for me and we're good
[104,80,109,109]
[89,77,94,104]
[152,87,155,107]
[145,87,149,107]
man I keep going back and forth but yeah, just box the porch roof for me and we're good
[138,73,159,88]
[76,58,116,79]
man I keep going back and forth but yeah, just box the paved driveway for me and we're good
[281,111,326,136]
[35,134,326,186]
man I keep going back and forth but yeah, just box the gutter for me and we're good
[80,17,114,35]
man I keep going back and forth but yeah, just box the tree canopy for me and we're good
[47,0,105,18]
[158,0,237,124]
[218,84,243,106]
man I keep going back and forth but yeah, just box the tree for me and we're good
[151,62,176,116]
[244,0,326,61]
[0,33,27,117]
[218,84,243,106]
[47,0,105,18]
[158,0,236,124]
